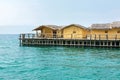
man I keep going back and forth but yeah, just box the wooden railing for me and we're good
[19,33,36,39]
[19,33,120,40]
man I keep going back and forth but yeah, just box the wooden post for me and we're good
[86,35,88,40]
[19,34,21,39]
[95,34,96,40]
[99,34,101,40]
[22,34,25,39]
[32,34,34,38]
[106,34,108,40]
[119,41,120,47]
[19,34,22,46]
[90,34,92,40]
[36,31,39,37]
[28,34,30,38]
[71,34,72,39]
[73,40,75,46]
[115,34,117,40]
[110,41,112,47]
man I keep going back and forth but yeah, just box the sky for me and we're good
[0,0,120,34]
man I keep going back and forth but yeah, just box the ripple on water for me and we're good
[0,35,120,80]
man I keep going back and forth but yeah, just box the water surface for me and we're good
[0,34,120,80]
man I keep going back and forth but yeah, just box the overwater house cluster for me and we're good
[19,21,120,47]
[33,21,120,40]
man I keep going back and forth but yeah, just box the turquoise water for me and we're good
[0,35,120,80]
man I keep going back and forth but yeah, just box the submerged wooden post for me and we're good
[22,34,25,39]
[19,34,22,46]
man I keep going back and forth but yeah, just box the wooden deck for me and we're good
[19,34,120,48]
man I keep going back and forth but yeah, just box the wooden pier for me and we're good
[19,34,120,48]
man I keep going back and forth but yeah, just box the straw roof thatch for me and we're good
[33,25,64,31]
[90,23,112,30]
[33,21,120,31]
[90,21,120,30]
[61,24,87,30]
[33,24,87,31]
[91,23,112,29]
[111,21,120,28]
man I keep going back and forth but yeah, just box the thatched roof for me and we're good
[33,25,63,31]
[90,23,112,30]
[90,21,120,29]
[33,21,120,31]
[61,24,87,30]
[33,24,87,31]
[111,21,120,28]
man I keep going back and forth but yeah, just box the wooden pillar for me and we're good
[44,40,46,45]
[106,34,108,40]
[86,35,88,40]
[55,39,58,45]
[115,34,117,40]
[103,41,105,46]
[71,34,72,39]
[46,39,48,45]
[38,40,40,45]
[22,34,25,39]
[78,40,79,46]
[53,40,54,45]
[32,34,35,38]
[89,40,91,47]
[58,40,60,45]
[36,30,39,37]
[90,34,92,40]
[70,40,72,46]
[41,40,43,45]
[48,39,50,45]
[19,34,22,46]
[114,41,116,47]
[49,40,51,45]
[28,34,30,38]
[74,40,75,46]
[61,40,63,45]
[106,41,108,47]
[64,40,67,45]
[82,41,84,46]
[99,41,101,47]
[19,34,21,39]
[99,35,101,40]
[110,41,112,47]
[95,34,96,40]
[94,41,96,46]
[119,41,120,47]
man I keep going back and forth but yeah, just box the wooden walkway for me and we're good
[19,34,120,48]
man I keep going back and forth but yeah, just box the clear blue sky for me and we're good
[0,0,120,34]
